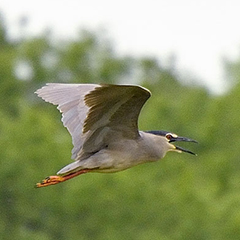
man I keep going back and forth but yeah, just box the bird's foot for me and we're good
[35,169,89,188]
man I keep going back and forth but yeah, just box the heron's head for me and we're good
[146,130,197,155]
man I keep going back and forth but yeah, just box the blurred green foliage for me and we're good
[1,16,240,240]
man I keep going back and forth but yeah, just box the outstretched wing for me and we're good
[35,83,99,159]
[35,84,151,160]
[82,84,151,153]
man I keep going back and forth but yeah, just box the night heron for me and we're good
[35,83,197,188]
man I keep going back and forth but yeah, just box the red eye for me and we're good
[166,133,172,140]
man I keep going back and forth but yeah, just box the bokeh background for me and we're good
[1,1,240,239]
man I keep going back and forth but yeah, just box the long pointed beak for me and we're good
[175,145,197,155]
[169,136,198,144]
[170,136,198,156]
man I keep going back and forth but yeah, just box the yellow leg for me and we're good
[35,169,89,188]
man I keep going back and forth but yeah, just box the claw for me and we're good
[35,175,65,188]
[35,169,89,188]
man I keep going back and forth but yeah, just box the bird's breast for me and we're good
[94,138,162,172]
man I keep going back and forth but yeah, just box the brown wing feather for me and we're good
[81,84,151,153]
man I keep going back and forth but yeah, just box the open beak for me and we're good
[170,136,198,156]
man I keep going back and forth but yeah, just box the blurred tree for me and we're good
[0,15,24,118]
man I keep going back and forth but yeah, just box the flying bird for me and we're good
[35,83,197,187]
